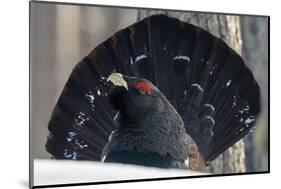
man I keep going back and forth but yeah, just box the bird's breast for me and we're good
[104,150,186,169]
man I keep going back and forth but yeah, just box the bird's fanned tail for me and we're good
[46,14,260,164]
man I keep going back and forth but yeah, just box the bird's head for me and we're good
[107,73,165,124]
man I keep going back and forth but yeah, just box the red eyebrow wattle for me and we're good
[136,81,152,95]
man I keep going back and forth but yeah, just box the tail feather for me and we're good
[46,14,260,163]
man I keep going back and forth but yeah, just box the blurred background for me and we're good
[30,2,268,172]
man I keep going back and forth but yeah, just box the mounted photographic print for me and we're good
[29,1,269,188]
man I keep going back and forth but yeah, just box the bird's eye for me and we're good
[136,81,152,96]
[139,88,147,95]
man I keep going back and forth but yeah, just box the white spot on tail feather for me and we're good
[232,89,240,108]
[74,112,89,127]
[210,64,218,76]
[66,132,77,142]
[191,83,203,92]
[226,80,232,87]
[64,149,77,160]
[245,116,255,124]
[97,89,101,96]
[239,104,250,114]
[232,99,237,108]
[204,104,215,112]
[239,118,244,123]
[173,55,190,62]
[113,112,119,121]
[85,93,95,101]
[232,95,239,108]
[129,56,134,65]
[85,91,95,110]
[205,115,215,125]
[135,54,147,63]
[108,130,116,141]
[101,130,117,163]
[74,139,88,149]
[64,149,72,158]
[100,76,106,80]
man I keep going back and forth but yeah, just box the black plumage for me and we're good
[102,74,196,169]
[46,14,260,171]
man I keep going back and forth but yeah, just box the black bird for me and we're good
[103,73,200,169]
[46,14,260,172]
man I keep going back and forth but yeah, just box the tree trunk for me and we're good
[241,16,269,172]
[138,10,245,174]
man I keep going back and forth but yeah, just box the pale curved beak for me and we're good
[107,73,129,91]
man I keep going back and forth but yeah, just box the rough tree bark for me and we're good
[138,10,245,174]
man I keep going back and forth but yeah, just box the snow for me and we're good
[33,159,208,186]
[173,55,190,62]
